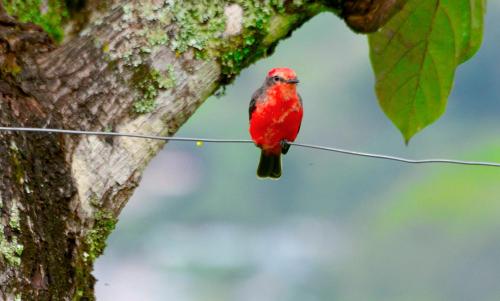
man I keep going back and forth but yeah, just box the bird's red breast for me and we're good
[249,68,303,155]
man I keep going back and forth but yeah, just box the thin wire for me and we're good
[0,127,251,143]
[291,142,500,167]
[1,126,500,168]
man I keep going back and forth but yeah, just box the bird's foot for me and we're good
[281,140,291,154]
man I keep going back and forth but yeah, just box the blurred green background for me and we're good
[96,3,500,300]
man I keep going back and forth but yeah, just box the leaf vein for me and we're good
[377,0,429,55]
[385,74,418,107]
[380,39,425,81]
[408,0,440,125]
[440,4,458,62]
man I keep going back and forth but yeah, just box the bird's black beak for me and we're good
[286,78,299,84]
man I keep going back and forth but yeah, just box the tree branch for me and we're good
[0,0,404,299]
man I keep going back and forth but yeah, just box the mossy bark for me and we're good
[0,0,404,299]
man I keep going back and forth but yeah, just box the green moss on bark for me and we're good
[0,199,23,267]
[131,64,176,114]
[72,257,96,301]
[77,208,116,299]
[0,224,24,266]
[2,0,68,42]
[84,210,117,262]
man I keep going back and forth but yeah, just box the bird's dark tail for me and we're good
[257,151,281,179]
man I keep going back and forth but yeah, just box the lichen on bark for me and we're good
[163,0,332,81]
[0,225,23,267]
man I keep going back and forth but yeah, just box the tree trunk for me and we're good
[0,0,403,299]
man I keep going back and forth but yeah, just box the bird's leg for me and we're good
[281,139,291,154]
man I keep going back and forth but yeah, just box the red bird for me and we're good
[249,67,303,179]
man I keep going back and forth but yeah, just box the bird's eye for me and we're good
[273,76,281,82]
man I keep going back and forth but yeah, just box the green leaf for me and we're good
[369,0,485,142]
[455,0,486,63]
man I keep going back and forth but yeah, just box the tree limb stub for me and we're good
[0,0,404,299]
[342,0,409,33]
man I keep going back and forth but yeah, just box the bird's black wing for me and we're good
[249,86,264,120]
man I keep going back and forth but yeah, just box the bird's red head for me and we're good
[267,67,299,84]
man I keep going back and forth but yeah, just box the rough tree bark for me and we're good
[0,0,404,299]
